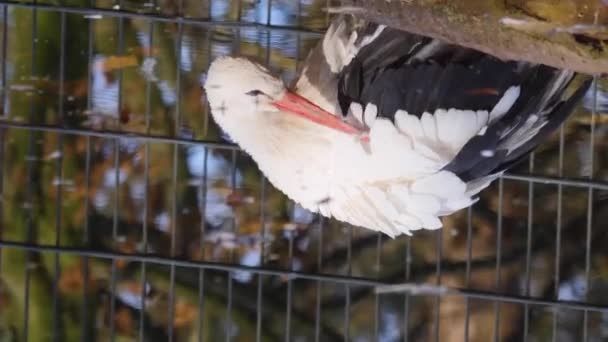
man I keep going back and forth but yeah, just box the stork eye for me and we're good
[246,89,265,96]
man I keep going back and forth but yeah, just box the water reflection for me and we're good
[90,55,120,122]
[0,0,606,341]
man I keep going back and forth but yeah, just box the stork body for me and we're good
[204,15,591,237]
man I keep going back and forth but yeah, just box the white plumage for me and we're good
[203,15,590,237]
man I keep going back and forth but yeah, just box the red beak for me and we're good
[272,92,369,142]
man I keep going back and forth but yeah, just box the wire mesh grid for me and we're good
[0,0,606,341]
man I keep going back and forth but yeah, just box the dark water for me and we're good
[0,0,607,341]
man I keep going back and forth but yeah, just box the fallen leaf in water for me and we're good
[70,78,89,98]
[115,307,135,336]
[173,301,197,328]
[101,55,139,73]
[226,190,255,207]
[59,262,95,294]
[117,238,138,253]
[116,238,138,269]
[0,280,11,310]
[120,106,131,124]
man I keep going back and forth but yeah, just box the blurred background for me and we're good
[0,0,607,341]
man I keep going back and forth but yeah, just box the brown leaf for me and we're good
[173,301,197,328]
[59,262,95,294]
[115,307,135,336]
[102,55,139,73]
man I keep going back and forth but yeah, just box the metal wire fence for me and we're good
[0,0,607,341]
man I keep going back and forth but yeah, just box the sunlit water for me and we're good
[0,0,607,341]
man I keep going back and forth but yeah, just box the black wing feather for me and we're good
[334,21,591,183]
[443,77,591,181]
[337,27,527,119]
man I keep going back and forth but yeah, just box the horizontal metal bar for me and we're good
[376,283,608,314]
[0,0,324,37]
[3,121,608,190]
[0,240,385,287]
[2,239,608,313]
[501,173,608,191]
[0,121,240,150]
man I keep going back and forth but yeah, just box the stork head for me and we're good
[205,56,366,148]
[204,57,286,134]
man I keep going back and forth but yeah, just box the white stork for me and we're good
[203,15,591,237]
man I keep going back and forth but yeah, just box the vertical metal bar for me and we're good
[80,142,92,337]
[138,260,147,342]
[284,14,301,339]
[24,5,39,340]
[168,149,177,342]
[0,104,2,281]
[202,1,212,138]
[374,233,381,341]
[220,13,240,326]
[81,139,92,341]
[314,218,324,342]
[433,229,442,342]
[256,14,274,341]
[233,28,240,55]
[138,16,154,342]
[266,0,272,26]
[109,4,126,339]
[583,77,597,342]
[263,25,270,73]
[236,0,242,22]
[52,11,67,342]
[109,150,119,341]
[296,0,302,37]
[255,176,267,342]
[0,3,8,277]
[523,153,535,342]
[463,206,473,342]
[201,49,209,138]
[285,227,294,342]
[198,21,212,342]
[23,142,32,342]
[111,6,126,339]
[225,263,233,342]
[0,4,6,118]
[344,226,352,341]
[294,0,301,75]
[552,125,566,342]
[168,4,184,338]
[403,236,411,342]
[81,7,95,339]
[198,148,208,342]
[493,179,504,342]
[225,150,237,342]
